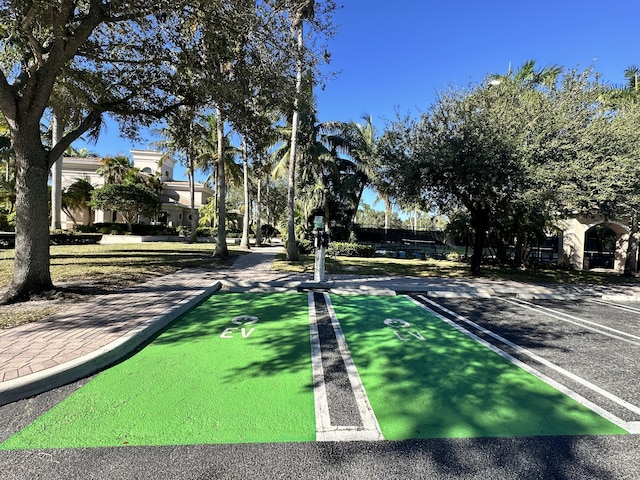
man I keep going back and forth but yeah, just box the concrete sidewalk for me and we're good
[3,244,640,406]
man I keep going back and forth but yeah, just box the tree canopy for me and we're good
[379,65,640,274]
[90,183,160,232]
[0,0,335,302]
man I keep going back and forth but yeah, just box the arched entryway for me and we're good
[556,216,630,272]
[583,222,629,271]
[584,224,618,269]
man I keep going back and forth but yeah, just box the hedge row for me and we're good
[327,242,376,258]
[74,223,178,236]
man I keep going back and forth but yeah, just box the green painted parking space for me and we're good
[0,292,315,449]
[327,294,627,440]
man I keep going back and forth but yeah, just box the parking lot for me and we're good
[2,289,640,479]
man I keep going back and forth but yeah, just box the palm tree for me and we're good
[322,115,380,228]
[192,111,242,255]
[624,65,640,93]
[61,177,94,226]
[283,0,316,261]
[271,90,340,239]
[490,59,562,89]
[153,108,203,242]
[64,146,98,157]
[373,183,394,231]
[97,155,133,185]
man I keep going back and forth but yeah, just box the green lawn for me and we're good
[0,242,244,329]
[0,242,243,289]
[272,252,638,285]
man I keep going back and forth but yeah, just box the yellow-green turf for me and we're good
[328,294,627,440]
[1,292,316,449]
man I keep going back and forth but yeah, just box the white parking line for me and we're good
[308,292,383,442]
[586,298,640,316]
[413,295,640,434]
[500,297,640,346]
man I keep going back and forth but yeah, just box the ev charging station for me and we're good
[312,216,330,282]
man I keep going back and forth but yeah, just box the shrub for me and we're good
[93,222,177,236]
[297,238,314,254]
[327,242,376,258]
[94,222,128,235]
[261,224,279,238]
[196,227,216,237]
[73,224,98,233]
[50,232,102,245]
[0,211,14,231]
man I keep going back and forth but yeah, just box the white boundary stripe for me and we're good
[504,297,640,345]
[323,293,384,441]
[307,292,383,441]
[411,295,640,434]
[586,298,640,316]
[308,292,332,440]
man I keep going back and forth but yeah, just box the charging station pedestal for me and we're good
[313,216,330,282]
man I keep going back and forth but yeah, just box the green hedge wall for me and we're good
[327,242,376,257]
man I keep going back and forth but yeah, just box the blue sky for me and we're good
[316,0,637,127]
[83,0,639,206]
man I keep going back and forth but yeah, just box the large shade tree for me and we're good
[0,1,248,301]
[379,74,558,275]
[0,0,334,302]
[380,66,640,275]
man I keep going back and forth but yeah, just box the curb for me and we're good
[0,281,221,407]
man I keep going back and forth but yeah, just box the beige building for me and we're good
[59,150,213,229]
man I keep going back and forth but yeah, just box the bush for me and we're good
[94,222,128,235]
[0,211,14,231]
[327,242,376,258]
[297,238,314,254]
[73,224,98,233]
[261,224,279,238]
[196,227,216,237]
[50,232,102,245]
[93,222,177,236]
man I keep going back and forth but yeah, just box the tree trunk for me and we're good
[255,176,263,246]
[188,165,197,243]
[324,189,331,231]
[470,212,489,276]
[624,212,638,276]
[3,127,54,302]
[240,141,251,249]
[384,199,390,232]
[215,107,228,257]
[50,112,63,230]
[286,17,303,261]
